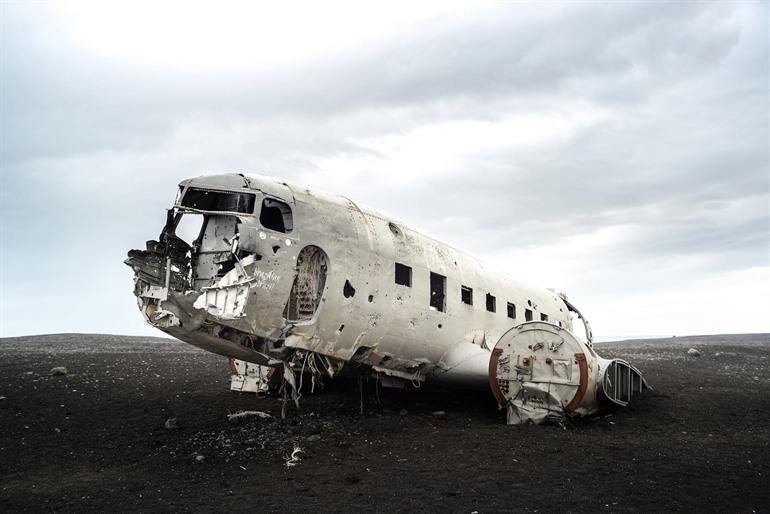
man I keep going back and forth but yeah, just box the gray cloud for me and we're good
[2,2,750,161]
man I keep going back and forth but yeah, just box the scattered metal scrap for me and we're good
[285,446,304,468]
[227,410,273,422]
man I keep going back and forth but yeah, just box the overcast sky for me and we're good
[1,1,768,340]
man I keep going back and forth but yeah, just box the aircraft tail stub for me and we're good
[490,322,647,425]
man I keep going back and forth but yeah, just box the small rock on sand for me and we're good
[687,348,701,357]
[164,418,179,430]
[50,367,68,376]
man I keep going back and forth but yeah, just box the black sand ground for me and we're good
[1,333,768,513]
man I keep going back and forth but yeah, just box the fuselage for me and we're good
[126,173,577,387]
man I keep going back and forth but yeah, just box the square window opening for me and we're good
[525,309,533,321]
[395,263,412,287]
[541,313,549,322]
[430,272,446,312]
[486,293,496,313]
[461,286,473,305]
[506,302,516,319]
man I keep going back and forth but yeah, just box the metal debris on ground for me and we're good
[285,446,304,467]
[227,410,273,421]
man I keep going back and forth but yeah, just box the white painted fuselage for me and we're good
[127,173,576,389]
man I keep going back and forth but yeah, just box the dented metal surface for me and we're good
[126,173,647,424]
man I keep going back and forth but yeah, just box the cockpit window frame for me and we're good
[177,186,258,216]
[259,196,294,234]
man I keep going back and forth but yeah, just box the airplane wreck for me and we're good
[126,173,647,424]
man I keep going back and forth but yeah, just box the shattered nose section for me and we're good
[489,322,649,425]
[124,234,193,332]
[125,237,191,304]
[125,229,287,368]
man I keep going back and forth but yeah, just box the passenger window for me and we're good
[486,293,496,313]
[430,272,446,312]
[541,313,549,322]
[395,263,412,287]
[506,302,516,319]
[525,309,533,321]
[461,286,473,305]
[259,198,293,233]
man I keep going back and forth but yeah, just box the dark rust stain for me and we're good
[564,353,587,413]
[488,348,507,407]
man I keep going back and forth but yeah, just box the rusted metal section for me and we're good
[488,348,507,407]
[126,173,647,423]
[564,353,588,413]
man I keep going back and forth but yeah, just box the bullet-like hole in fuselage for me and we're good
[343,280,356,298]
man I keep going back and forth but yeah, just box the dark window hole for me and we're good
[343,280,356,298]
[260,198,293,233]
[461,286,473,305]
[486,293,496,313]
[395,262,412,287]
[430,272,446,312]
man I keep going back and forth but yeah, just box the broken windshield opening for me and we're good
[180,187,256,214]
[174,213,205,247]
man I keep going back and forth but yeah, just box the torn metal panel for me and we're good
[228,358,274,394]
[126,173,647,424]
